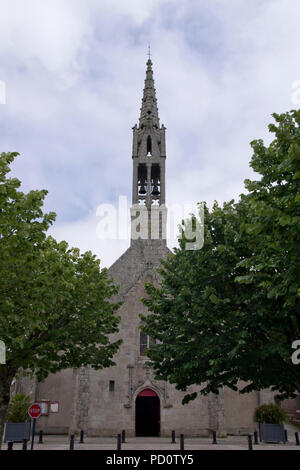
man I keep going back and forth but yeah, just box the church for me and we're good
[17,57,273,437]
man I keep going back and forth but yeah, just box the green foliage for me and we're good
[254,403,288,424]
[6,394,31,423]
[141,110,300,403]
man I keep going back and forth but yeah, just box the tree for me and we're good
[254,403,288,425]
[0,152,121,447]
[141,110,300,404]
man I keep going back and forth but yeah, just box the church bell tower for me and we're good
[131,58,167,243]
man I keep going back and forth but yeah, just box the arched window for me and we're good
[147,136,152,155]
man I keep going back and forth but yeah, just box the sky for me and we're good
[1,0,300,267]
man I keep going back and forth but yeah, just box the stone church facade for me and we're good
[16,58,273,437]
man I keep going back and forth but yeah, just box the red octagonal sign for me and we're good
[28,403,42,419]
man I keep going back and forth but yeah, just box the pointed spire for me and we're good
[139,58,160,129]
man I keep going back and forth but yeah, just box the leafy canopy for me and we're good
[6,393,31,423]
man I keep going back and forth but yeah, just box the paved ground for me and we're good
[3,432,300,451]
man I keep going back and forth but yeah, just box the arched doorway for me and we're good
[135,388,160,436]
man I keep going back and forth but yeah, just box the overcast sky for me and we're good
[1,0,299,267]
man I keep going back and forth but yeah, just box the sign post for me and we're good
[28,404,42,451]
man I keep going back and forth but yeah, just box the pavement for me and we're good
[2,432,300,451]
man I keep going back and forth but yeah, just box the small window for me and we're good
[140,332,148,356]
[109,380,115,392]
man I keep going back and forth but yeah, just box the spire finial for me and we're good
[147,44,151,60]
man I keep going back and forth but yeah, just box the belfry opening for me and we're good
[135,388,160,437]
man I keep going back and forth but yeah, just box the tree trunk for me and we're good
[0,365,17,450]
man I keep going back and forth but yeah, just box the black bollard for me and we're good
[180,434,184,451]
[284,429,288,442]
[248,434,253,451]
[171,430,176,444]
[22,439,28,451]
[212,430,217,444]
[122,430,126,443]
[253,431,258,445]
[39,430,43,444]
[80,430,84,444]
[69,434,75,451]
[7,441,13,451]
[117,433,121,450]
[295,432,299,446]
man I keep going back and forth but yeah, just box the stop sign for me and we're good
[28,403,42,419]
